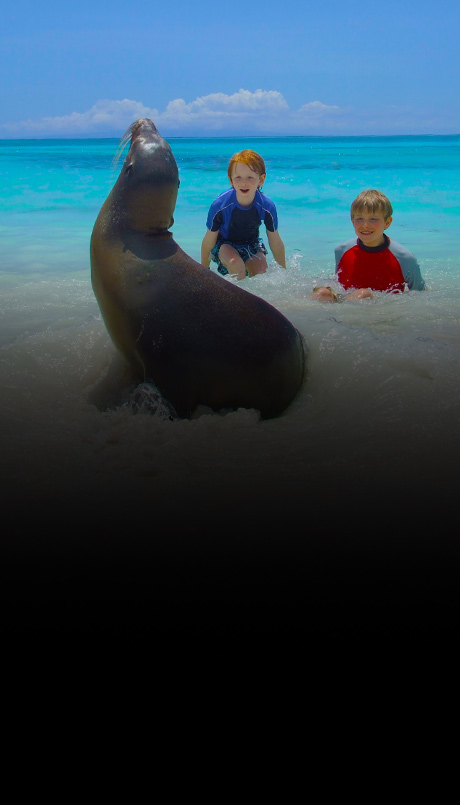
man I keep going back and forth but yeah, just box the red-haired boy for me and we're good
[201,149,286,280]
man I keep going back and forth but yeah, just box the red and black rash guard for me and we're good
[335,235,426,293]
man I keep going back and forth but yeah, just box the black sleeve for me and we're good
[263,210,275,233]
[210,210,223,232]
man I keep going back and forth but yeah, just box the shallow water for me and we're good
[2,264,458,517]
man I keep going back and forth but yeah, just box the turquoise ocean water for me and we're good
[2,134,460,639]
[2,134,460,282]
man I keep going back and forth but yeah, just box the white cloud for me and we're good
[0,90,450,137]
[159,89,292,132]
[297,101,341,117]
[0,99,160,136]
[0,91,341,137]
[164,89,289,116]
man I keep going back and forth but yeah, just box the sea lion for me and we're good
[90,118,306,419]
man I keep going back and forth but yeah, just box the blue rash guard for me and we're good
[206,187,278,244]
[335,235,426,292]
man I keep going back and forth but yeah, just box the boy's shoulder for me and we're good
[254,188,276,210]
[334,238,357,258]
[386,237,416,259]
[335,237,357,249]
[210,187,235,209]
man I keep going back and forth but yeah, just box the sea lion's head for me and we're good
[112,118,180,234]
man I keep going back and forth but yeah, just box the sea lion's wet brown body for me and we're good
[91,119,306,418]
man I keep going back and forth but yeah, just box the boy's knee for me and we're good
[246,253,267,277]
[219,245,243,268]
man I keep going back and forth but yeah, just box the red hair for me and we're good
[227,149,266,182]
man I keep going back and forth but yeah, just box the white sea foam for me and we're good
[1,261,458,526]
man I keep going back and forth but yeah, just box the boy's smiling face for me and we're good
[352,207,392,248]
[230,162,266,207]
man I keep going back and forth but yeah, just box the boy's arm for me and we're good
[388,241,426,290]
[334,240,355,274]
[201,229,218,268]
[404,256,426,290]
[267,229,286,269]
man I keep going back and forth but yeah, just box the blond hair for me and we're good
[227,149,266,182]
[351,189,393,219]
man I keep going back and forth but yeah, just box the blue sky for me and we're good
[1,0,459,138]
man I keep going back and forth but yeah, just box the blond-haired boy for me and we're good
[312,189,426,302]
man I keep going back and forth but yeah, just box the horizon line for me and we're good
[1,132,459,142]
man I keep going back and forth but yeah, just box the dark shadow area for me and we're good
[2,456,458,654]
